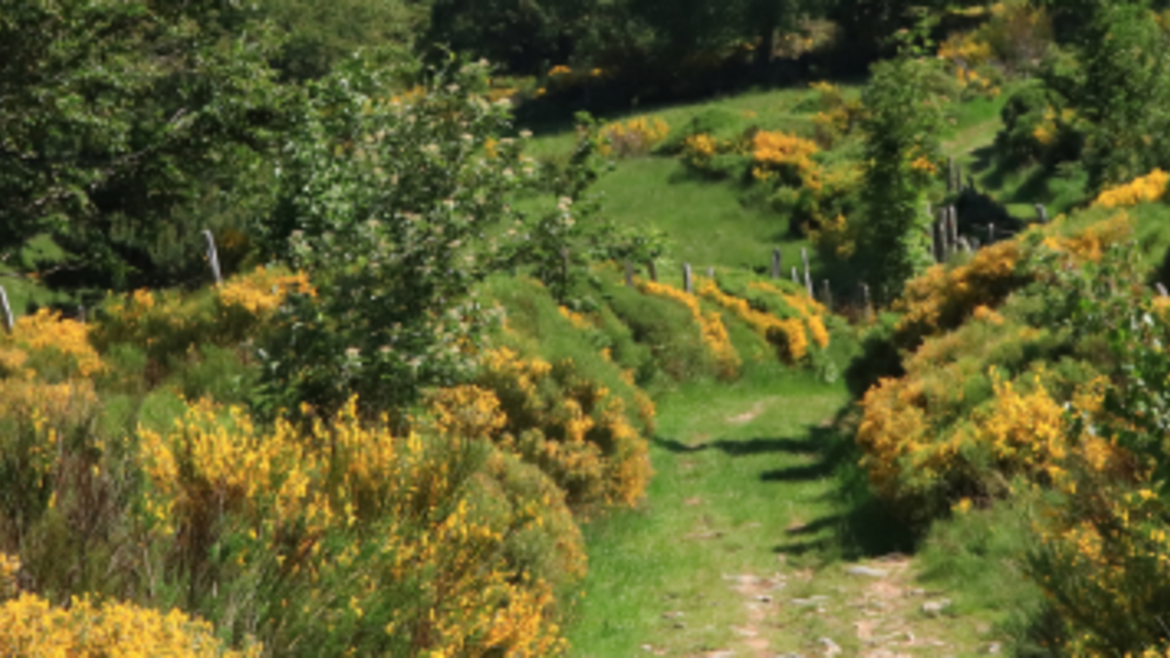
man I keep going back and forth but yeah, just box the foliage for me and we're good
[1093,168,1170,208]
[433,345,653,510]
[257,54,537,419]
[859,55,948,302]
[0,592,259,657]
[136,396,584,655]
[696,278,827,364]
[600,116,671,158]
[0,0,287,290]
[258,0,429,81]
[1075,1,1170,192]
[636,278,741,379]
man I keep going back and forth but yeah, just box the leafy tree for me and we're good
[257,54,554,418]
[258,0,431,81]
[0,1,289,293]
[1073,1,1170,191]
[426,0,592,75]
[859,54,946,303]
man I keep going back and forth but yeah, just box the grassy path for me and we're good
[567,371,1004,657]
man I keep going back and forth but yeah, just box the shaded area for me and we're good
[654,417,917,562]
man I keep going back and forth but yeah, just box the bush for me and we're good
[136,396,585,655]
[654,107,742,156]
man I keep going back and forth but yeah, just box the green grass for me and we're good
[594,157,813,272]
[524,85,838,161]
[566,368,1012,656]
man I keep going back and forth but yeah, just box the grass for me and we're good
[566,366,1014,656]
[594,157,813,273]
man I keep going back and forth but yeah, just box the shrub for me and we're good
[696,278,827,365]
[635,278,740,380]
[136,396,584,655]
[1092,169,1170,208]
[599,116,670,157]
[0,593,259,656]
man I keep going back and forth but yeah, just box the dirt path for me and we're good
[568,379,1004,657]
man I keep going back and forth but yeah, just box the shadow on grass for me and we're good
[655,419,919,560]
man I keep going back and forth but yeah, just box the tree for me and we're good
[859,54,946,302]
[257,54,546,418]
[1073,1,1170,191]
[0,0,288,293]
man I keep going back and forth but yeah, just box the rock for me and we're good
[662,611,684,619]
[921,598,952,616]
[986,642,1002,654]
[846,565,888,578]
[818,637,842,656]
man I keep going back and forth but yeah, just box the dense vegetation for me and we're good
[8,0,1170,655]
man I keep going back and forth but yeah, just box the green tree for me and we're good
[0,0,288,293]
[1074,1,1170,191]
[258,0,431,81]
[859,54,946,303]
[257,54,548,418]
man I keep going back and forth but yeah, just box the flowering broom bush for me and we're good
[136,395,585,656]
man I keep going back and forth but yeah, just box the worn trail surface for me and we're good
[567,375,1004,657]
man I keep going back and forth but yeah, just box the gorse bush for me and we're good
[1093,169,1170,208]
[0,591,261,657]
[430,346,653,510]
[135,396,585,655]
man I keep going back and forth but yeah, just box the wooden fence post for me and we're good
[861,282,873,321]
[1158,283,1169,298]
[647,260,658,282]
[772,249,782,280]
[948,206,959,254]
[801,248,813,298]
[0,286,11,334]
[624,261,634,287]
[821,279,832,310]
[202,229,223,285]
[683,263,693,293]
[988,223,995,245]
[1035,204,1048,224]
[791,266,799,285]
[948,157,956,192]
[937,210,950,260]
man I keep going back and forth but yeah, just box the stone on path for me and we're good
[847,566,888,578]
[921,599,951,616]
[819,637,842,656]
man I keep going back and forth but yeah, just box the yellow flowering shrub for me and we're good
[557,306,593,331]
[453,347,653,509]
[751,131,821,186]
[0,593,260,656]
[809,81,864,147]
[1,309,104,381]
[681,133,719,168]
[893,239,1022,348]
[635,279,740,379]
[698,279,814,363]
[1093,169,1170,208]
[216,266,315,316]
[599,116,670,157]
[137,395,584,656]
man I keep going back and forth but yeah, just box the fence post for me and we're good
[937,210,950,260]
[0,286,11,334]
[861,282,873,321]
[791,266,799,285]
[1158,283,1169,298]
[821,279,832,310]
[1035,204,1048,224]
[959,237,972,254]
[78,305,86,324]
[683,263,693,293]
[988,223,995,245]
[624,261,634,287]
[933,214,944,262]
[706,266,715,280]
[202,229,223,285]
[772,249,782,280]
[948,206,959,254]
[801,248,813,298]
[647,259,658,283]
[948,157,956,192]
